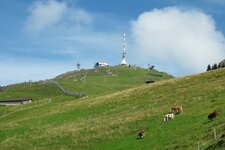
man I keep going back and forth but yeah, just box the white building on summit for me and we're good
[121,33,128,66]
[94,62,109,68]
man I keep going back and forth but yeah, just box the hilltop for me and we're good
[0,66,172,101]
[0,67,225,149]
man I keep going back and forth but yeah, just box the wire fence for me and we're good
[0,98,51,118]
[48,80,86,97]
[196,128,222,150]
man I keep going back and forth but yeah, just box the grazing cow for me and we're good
[171,105,183,114]
[176,105,183,113]
[208,111,218,121]
[164,113,174,122]
[138,130,145,139]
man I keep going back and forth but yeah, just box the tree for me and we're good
[220,62,225,68]
[212,63,218,70]
[207,64,211,71]
[218,63,222,68]
[222,63,225,68]
[148,64,155,70]
[76,63,80,71]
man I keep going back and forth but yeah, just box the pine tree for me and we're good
[218,63,222,68]
[207,64,211,71]
[221,62,225,68]
[222,63,225,68]
[212,63,218,70]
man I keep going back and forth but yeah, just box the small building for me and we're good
[0,98,32,106]
[94,62,109,68]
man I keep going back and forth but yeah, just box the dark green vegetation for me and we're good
[0,66,225,149]
[207,59,225,71]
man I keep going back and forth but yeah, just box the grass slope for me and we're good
[0,66,171,100]
[0,67,225,149]
[55,66,172,97]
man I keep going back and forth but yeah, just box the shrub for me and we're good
[207,64,211,71]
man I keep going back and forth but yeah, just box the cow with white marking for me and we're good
[164,113,174,122]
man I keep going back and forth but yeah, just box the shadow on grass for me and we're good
[136,137,144,140]
[203,119,215,124]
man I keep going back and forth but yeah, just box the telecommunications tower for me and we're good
[121,32,128,66]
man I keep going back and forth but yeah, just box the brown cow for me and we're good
[138,130,145,139]
[171,105,183,114]
[208,111,218,121]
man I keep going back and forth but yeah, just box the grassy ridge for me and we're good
[0,66,171,100]
[0,67,225,149]
[56,66,172,97]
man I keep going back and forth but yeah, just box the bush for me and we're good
[212,63,218,70]
[207,64,211,71]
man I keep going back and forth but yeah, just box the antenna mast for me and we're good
[121,32,128,66]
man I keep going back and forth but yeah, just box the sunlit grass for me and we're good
[0,67,225,149]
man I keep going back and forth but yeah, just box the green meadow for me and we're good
[0,66,224,149]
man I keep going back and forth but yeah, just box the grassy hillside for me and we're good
[55,66,172,97]
[0,66,172,100]
[0,67,225,149]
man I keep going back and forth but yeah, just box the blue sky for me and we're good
[1,0,225,85]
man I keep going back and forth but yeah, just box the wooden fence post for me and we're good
[214,128,217,141]
[197,141,200,150]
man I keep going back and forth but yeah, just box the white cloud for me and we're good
[69,9,93,26]
[131,7,225,76]
[24,0,93,34]
[24,0,67,33]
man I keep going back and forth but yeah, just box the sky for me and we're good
[1,0,225,86]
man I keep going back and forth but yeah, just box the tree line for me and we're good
[207,61,225,71]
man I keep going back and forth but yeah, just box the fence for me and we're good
[0,98,51,118]
[48,80,86,97]
[197,128,221,149]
